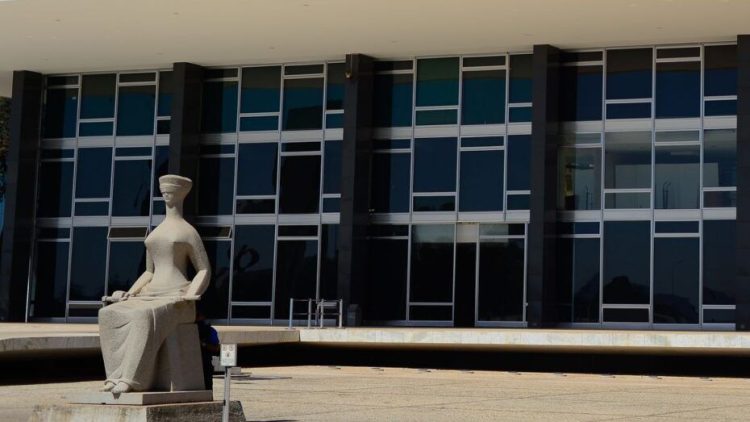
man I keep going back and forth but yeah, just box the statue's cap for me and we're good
[158,174,192,192]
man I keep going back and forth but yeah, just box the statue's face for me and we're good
[160,186,185,208]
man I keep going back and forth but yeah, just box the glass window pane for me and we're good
[416,57,459,107]
[374,74,413,127]
[157,71,173,117]
[558,147,601,210]
[32,241,69,318]
[705,99,737,117]
[107,241,146,294]
[282,77,324,130]
[653,237,699,324]
[557,238,600,323]
[112,160,152,216]
[413,138,456,193]
[232,225,275,302]
[704,129,736,188]
[560,65,602,121]
[459,150,504,211]
[703,220,736,305]
[153,146,169,196]
[413,195,455,212]
[605,192,650,209]
[202,81,238,133]
[509,54,533,103]
[80,74,116,119]
[44,88,78,138]
[461,69,506,125]
[366,238,408,321]
[606,102,651,119]
[410,225,454,303]
[201,240,231,319]
[279,155,321,214]
[654,145,699,209]
[704,45,737,97]
[117,85,155,136]
[371,153,410,213]
[274,240,318,319]
[241,66,281,113]
[38,161,73,218]
[603,221,650,305]
[326,63,345,110]
[604,132,652,189]
[237,143,277,196]
[415,109,457,126]
[79,121,113,137]
[320,224,338,300]
[75,148,111,199]
[323,141,342,194]
[198,157,235,215]
[507,135,531,191]
[606,48,652,100]
[656,61,700,118]
[70,227,108,301]
[478,238,526,321]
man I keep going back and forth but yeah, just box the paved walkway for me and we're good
[3,366,750,421]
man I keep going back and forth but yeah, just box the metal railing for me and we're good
[288,298,344,329]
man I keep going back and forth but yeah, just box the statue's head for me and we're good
[159,174,192,208]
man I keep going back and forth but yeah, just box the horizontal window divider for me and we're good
[412,192,456,197]
[283,73,325,79]
[239,112,280,118]
[367,236,409,241]
[46,84,79,89]
[480,235,526,241]
[36,238,70,243]
[67,301,102,307]
[560,143,600,148]
[279,151,321,157]
[74,198,109,203]
[561,61,603,67]
[235,195,276,200]
[325,110,344,115]
[72,217,111,226]
[602,304,650,309]
[321,194,341,199]
[375,69,413,76]
[508,102,532,108]
[605,98,652,104]
[461,65,507,71]
[655,57,701,63]
[114,155,153,161]
[654,233,700,238]
[408,302,453,307]
[506,190,531,195]
[277,236,318,241]
[156,116,171,121]
[38,217,73,226]
[373,148,411,154]
[702,305,736,310]
[40,158,75,163]
[704,95,737,101]
[702,187,736,192]
[415,105,458,111]
[204,77,239,82]
[231,302,272,307]
[558,234,600,239]
[79,118,115,123]
[603,188,650,193]
[654,141,700,147]
[117,81,157,87]
[459,146,504,152]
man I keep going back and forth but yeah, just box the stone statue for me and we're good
[98,175,211,394]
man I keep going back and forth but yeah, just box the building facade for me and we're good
[2,37,749,330]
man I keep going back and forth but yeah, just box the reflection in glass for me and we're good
[237,143,277,196]
[320,225,338,300]
[704,45,737,97]
[75,148,112,198]
[366,239,408,321]
[704,129,736,188]
[413,195,455,212]
[656,61,700,118]
[604,192,650,209]
[232,225,275,302]
[371,153,410,213]
[44,88,78,138]
[461,69,505,125]
[202,81,238,133]
[557,238,600,323]
[459,150,503,211]
[279,155,321,214]
[413,138,457,193]
[410,225,454,303]
[478,238,525,321]
[654,145,699,209]
[416,57,459,107]
[559,147,601,210]
[33,241,69,317]
[201,240,231,319]
[70,227,108,301]
[603,221,650,305]
[374,73,413,127]
[606,48,652,100]
[507,135,531,191]
[241,66,281,113]
[323,142,342,194]
[81,74,116,119]
[112,160,152,216]
[326,63,345,110]
[107,241,146,294]
[560,65,602,121]
[117,85,155,136]
[509,55,533,103]
[274,240,318,319]
[38,161,73,218]
[198,157,235,215]
[153,146,169,195]
[604,132,651,189]
[282,77,324,130]
[653,237,699,324]
[703,220,736,305]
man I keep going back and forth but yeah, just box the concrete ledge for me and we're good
[30,400,245,422]
[69,390,213,405]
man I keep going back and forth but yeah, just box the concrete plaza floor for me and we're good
[2,366,750,421]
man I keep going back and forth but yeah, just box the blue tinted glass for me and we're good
[704,45,737,97]
[507,135,531,190]
[44,88,78,138]
[282,77,324,130]
[656,61,700,118]
[561,65,602,121]
[117,85,155,136]
[416,57,459,107]
[461,69,506,125]
[202,81,238,133]
[413,138,457,192]
[508,107,532,122]
[509,55,533,103]
[241,66,281,113]
[108,241,146,294]
[70,227,108,301]
[115,147,151,157]
[41,149,75,159]
[326,63,345,110]
[654,145,700,209]
[703,220,736,305]
[236,199,275,214]
[153,146,169,195]
[559,147,601,210]
[606,48,652,100]
[156,119,170,135]
[79,122,113,137]
[557,238,600,323]
[112,159,151,216]
[279,155,321,213]
[274,240,318,319]
[374,139,410,150]
[33,241,69,317]
[459,150,503,211]
[325,113,343,129]
[606,102,651,119]
[704,129,736,188]
[413,195,455,212]
[38,161,73,217]
[372,153,410,213]
[705,100,737,116]
[75,201,109,216]
[506,194,529,210]
[374,74,413,127]
[152,200,165,215]
[157,71,173,117]
[237,143,277,196]
[239,115,278,131]
[198,157,235,215]
[653,237,699,324]
[80,74,116,119]
[655,221,699,233]
[201,240,230,318]
[415,109,457,125]
[603,221,650,304]
[233,225,276,302]
[323,141,342,194]
[75,148,112,198]
[461,137,503,147]
[322,197,340,213]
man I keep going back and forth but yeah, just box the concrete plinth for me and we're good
[68,390,213,405]
[29,401,245,422]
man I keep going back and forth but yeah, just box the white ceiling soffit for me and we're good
[1,0,748,96]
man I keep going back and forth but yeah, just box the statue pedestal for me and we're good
[29,399,245,422]
[68,390,214,405]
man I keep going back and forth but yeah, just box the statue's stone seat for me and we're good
[153,323,205,392]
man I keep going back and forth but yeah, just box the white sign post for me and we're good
[220,344,237,422]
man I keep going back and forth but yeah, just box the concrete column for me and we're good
[337,54,374,326]
[526,45,561,328]
[168,62,205,220]
[0,71,43,321]
[736,35,750,330]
